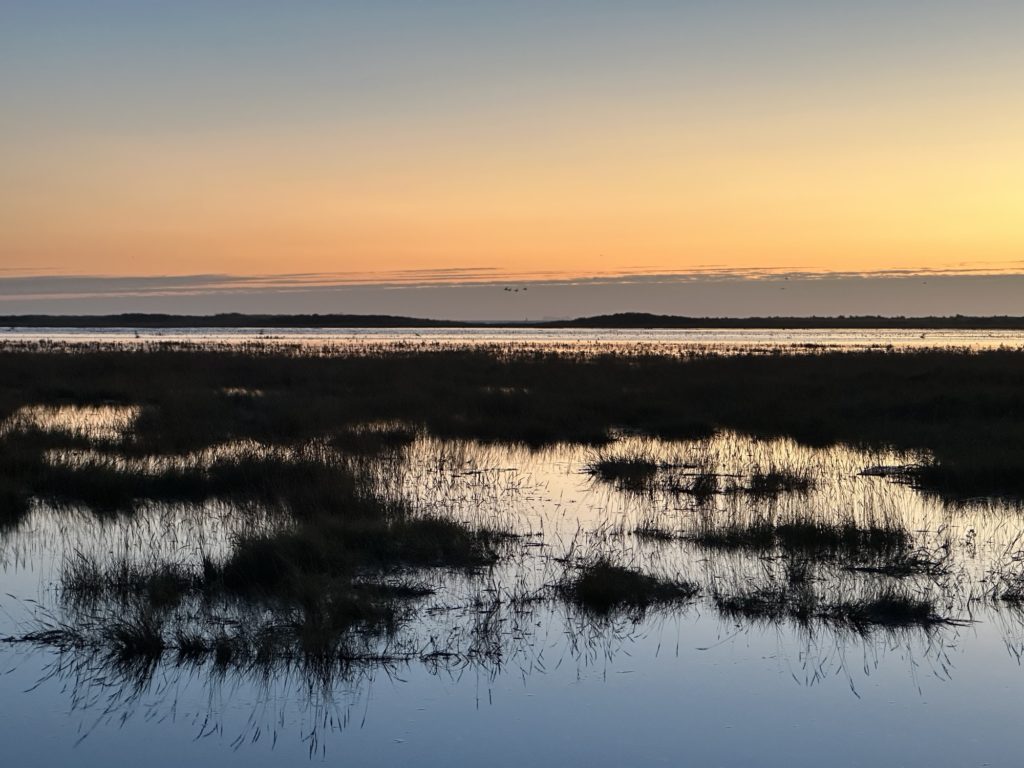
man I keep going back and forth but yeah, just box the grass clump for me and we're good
[691,516,952,579]
[712,557,946,631]
[104,609,167,661]
[673,470,719,500]
[714,587,941,630]
[63,553,198,609]
[330,423,419,455]
[745,469,813,497]
[584,451,662,493]
[214,514,500,598]
[690,519,909,558]
[558,556,698,615]
[825,591,938,628]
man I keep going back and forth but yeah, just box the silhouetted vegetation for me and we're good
[0,346,1022,509]
[690,519,909,557]
[558,557,699,615]
[746,469,813,496]
[711,557,947,631]
[0,343,1017,692]
[584,451,664,492]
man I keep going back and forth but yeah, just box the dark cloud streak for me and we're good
[3,269,1024,321]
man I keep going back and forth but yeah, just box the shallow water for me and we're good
[3,325,1024,355]
[3,424,1024,765]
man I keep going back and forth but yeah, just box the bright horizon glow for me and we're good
[2,2,1023,289]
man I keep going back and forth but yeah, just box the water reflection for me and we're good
[4,427,1024,762]
[3,326,1024,356]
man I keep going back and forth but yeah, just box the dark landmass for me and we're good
[3,312,1024,329]
[539,313,1024,330]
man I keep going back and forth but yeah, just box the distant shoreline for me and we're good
[3,312,1024,330]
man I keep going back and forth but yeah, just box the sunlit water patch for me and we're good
[4,326,1024,356]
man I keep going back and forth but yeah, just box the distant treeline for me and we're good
[3,312,1024,330]
[539,313,1024,329]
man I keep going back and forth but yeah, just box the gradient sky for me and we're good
[2,1,1023,315]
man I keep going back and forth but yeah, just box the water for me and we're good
[2,325,1024,354]
[3,414,1024,766]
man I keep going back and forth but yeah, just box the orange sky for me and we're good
[3,3,1023,282]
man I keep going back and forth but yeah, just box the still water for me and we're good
[2,413,1024,766]
[2,325,1024,354]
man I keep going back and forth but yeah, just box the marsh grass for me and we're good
[1,345,1022,497]
[584,451,664,492]
[2,344,1022,693]
[986,534,1024,603]
[645,506,953,582]
[25,447,380,517]
[714,587,941,629]
[558,556,699,615]
[587,448,814,502]
[745,468,814,497]
[212,514,502,599]
[63,552,199,609]
[690,519,909,558]
[35,436,512,676]
[711,557,947,631]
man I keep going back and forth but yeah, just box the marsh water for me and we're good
[3,399,1024,766]
[3,325,1024,355]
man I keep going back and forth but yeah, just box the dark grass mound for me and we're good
[588,459,812,500]
[213,514,500,599]
[584,452,662,492]
[60,510,500,623]
[711,556,947,631]
[825,592,938,628]
[559,558,699,615]
[62,553,200,610]
[713,587,942,629]
[745,469,813,497]
[687,518,952,578]
[5,446,381,517]
[690,519,909,558]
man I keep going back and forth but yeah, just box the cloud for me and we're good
[3,267,1024,320]
[4,263,1024,303]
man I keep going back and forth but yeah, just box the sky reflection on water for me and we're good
[2,427,1024,765]
[3,326,1024,356]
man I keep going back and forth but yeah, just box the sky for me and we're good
[2,1,1023,318]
